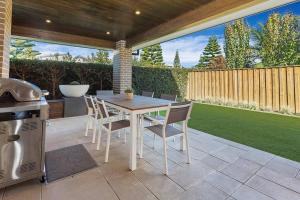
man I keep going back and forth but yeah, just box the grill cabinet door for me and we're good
[0,118,42,184]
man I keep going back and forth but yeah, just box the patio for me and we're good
[1,0,300,200]
[1,116,300,200]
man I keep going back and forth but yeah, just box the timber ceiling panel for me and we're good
[12,0,213,42]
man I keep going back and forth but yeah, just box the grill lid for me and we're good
[0,78,42,101]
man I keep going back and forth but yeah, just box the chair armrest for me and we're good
[143,114,164,125]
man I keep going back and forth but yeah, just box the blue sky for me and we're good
[32,1,300,67]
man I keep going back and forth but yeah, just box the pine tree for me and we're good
[253,13,299,67]
[224,19,252,68]
[173,50,181,68]
[141,44,164,67]
[10,39,40,59]
[197,36,221,68]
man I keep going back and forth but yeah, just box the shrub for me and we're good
[10,59,188,100]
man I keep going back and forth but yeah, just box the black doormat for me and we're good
[45,144,97,183]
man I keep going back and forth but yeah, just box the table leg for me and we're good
[129,112,137,170]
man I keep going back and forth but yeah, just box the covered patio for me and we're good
[1,0,300,199]
[3,116,300,200]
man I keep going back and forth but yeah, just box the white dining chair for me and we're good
[144,101,193,175]
[144,93,177,147]
[94,98,130,162]
[83,95,99,143]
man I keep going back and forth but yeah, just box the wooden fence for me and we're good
[186,66,300,114]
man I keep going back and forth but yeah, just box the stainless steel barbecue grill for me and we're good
[0,78,48,189]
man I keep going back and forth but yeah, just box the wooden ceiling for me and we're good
[12,0,261,49]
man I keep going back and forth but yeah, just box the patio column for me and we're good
[0,0,12,78]
[113,40,132,94]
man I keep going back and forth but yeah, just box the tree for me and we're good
[197,36,221,68]
[253,13,299,67]
[62,52,76,62]
[208,55,227,69]
[297,18,300,64]
[141,44,164,67]
[173,50,181,68]
[224,19,252,68]
[10,39,40,59]
[94,50,112,64]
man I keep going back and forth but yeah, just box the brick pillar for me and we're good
[113,40,132,94]
[0,0,12,78]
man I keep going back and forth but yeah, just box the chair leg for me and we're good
[153,134,156,149]
[140,115,144,158]
[123,128,127,144]
[84,116,90,136]
[184,122,191,164]
[118,113,122,138]
[163,138,169,175]
[105,130,111,163]
[92,118,97,143]
[96,125,102,150]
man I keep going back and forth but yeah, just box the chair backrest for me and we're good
[84,95,97,115]
[96,90,113,96]
[165,102,192,125]
[93,97,109,119]
[142,91,154,97]
[160,93,177,101]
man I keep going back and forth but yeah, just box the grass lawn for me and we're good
[188,103,300,162]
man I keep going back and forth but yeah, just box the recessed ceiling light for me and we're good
[45,19,51,23]
[106,31,111,35]
[135,10,141,15]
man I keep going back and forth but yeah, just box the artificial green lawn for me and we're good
[188,103,300,162]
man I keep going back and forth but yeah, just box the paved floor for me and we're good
[1,116,300,200]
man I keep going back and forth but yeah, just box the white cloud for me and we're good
[161,35,224,67]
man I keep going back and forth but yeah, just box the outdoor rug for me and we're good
[45,144,97,182]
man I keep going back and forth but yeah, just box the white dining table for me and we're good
[96,94,173,171]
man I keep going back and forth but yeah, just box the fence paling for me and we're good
[186,66,300,114]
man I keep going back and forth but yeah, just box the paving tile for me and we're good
[246,175,300,200]
[204,172,242,195]
[201,155,229,171]
[221,158,262,182]
[42,168,118,200]
[297,171,300,179]
[107,173,157,200]
[174,181,228,200]
[133,162,184,200]
[143,150,179,171]
[257,167,300,193]
[214,137,251,151]
[189,147,208,161]
[168,160,215,189]
[273,156,300,170]
[240,149,274,166]
[232,185,273,200]
[3,180,41,200]
[211,146,246,163]
[99,158,140,180]
[189,138,227,154]
[226,197,237,200]
[265,159,299,178]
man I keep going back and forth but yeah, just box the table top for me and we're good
[96,94,173,111]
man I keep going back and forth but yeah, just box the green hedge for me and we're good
[133,67,188,100]
[10,59,188,100]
